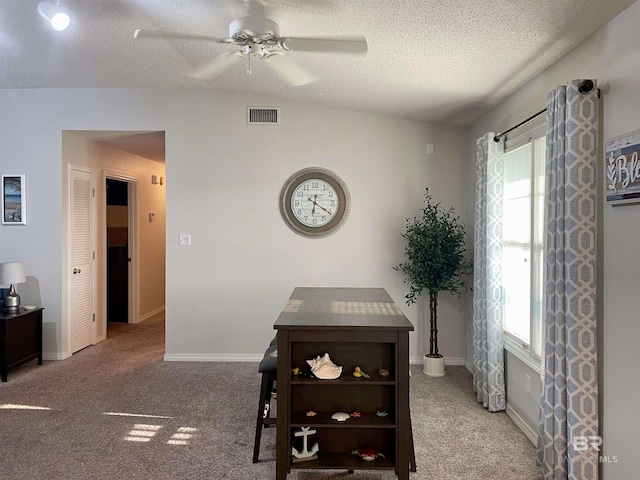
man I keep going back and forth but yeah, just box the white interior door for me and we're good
[70,167,96,353]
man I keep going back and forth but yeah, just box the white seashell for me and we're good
[306,353,343,380]
[331,412,350,422]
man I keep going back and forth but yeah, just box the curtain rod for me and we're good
[493,80,598,143]
[493,108,546,143]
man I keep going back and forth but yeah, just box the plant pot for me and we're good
[423,354,445,377]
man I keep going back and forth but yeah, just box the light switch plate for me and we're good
[178,234,191,246]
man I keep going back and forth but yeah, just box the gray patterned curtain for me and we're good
[537,80,599,479]
[472,133,506,412]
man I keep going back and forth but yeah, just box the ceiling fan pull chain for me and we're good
[247,54,252,75]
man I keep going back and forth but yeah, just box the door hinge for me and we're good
[93,313,96,322]
[92,188,95,197]
[93,251,95,260]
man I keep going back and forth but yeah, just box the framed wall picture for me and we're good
[2,174,26,225]
[606,129,640,205]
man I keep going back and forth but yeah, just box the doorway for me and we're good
[106,178,129,323]
[63,130,165,356]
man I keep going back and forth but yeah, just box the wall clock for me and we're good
[279,167,350,238]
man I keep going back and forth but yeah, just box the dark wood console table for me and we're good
[274,287,414,479]
[0,307,44,382]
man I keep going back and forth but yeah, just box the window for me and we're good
[501,128,546,371]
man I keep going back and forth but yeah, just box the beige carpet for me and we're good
[0,315,542,479]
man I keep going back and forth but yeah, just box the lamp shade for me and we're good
[0,262,26,286]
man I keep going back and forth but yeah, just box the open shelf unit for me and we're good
[274,287,414,480]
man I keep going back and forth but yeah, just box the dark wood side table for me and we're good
[0,307,44,382]
[274,287,414,480]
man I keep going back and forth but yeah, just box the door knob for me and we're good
[73,268,81,274]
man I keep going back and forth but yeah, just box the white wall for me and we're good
[504,351,542,442]
[0,88,468,366]
[467,2,640,477]
[162,94,470,362]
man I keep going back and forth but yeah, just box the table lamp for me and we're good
[0,262,26,310]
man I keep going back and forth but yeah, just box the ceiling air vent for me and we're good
[247,107,280,125]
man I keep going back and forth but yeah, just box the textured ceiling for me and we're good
[1,0,635,130]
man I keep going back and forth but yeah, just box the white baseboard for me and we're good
[444,356,466,366]
[410,355,466,365]
[163,353,263,362]
[43,351,70,361]
[506,404,538,445]
[138,306,165,323]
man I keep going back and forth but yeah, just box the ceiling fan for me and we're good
[133,0,368,87]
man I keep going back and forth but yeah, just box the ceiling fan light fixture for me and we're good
[38,1,70,31]
[229,16,279,43]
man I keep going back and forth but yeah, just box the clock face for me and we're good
[290,179,339,227]
[280,168,350,238]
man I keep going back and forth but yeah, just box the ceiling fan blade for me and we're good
[281,36,368,55]
[134,29,228,43]
[263,53,318,87]
[191,52,244,79]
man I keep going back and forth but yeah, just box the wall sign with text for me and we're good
[606,129,640,205]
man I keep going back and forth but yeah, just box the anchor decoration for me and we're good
[291,427,319,461]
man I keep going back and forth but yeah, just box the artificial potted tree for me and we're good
[394,189,472,377]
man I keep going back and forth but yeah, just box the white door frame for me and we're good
[65,163,98,355]
[102,170,139,329]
